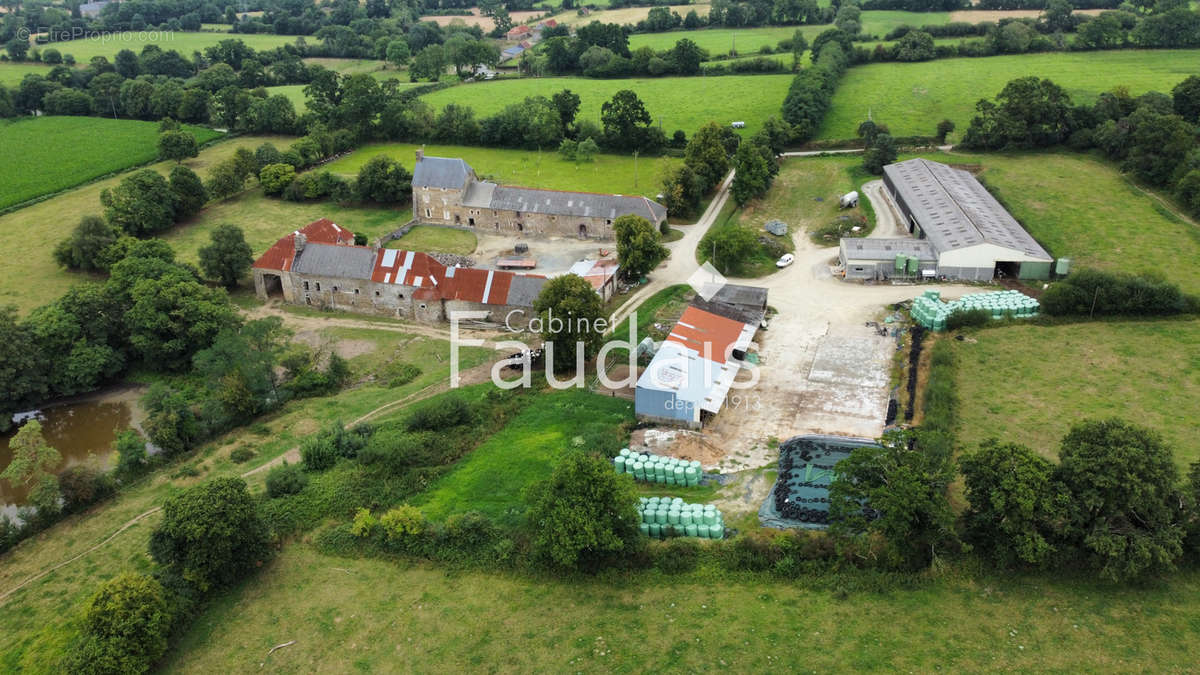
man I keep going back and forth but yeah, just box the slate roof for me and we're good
[412,156,472,190]
[292,243,377,280]
[506,275,548,307]
[489,185,667,223]
[884,159,1051,260]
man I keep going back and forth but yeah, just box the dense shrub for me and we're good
[405,396,472,432]
[59,464,116,514]
[265,462,308,498]
[1040,268,1196,317]
[653,537,701,574]
[384,362,421,387]
[229,447,255,464]
[61,573,174,675]
[945,307,991,330]
[300,420,368,471]
[357,429,438,475]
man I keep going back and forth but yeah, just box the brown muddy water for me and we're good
[0,386,145,514]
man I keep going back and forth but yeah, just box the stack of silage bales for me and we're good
[910,289,1039,331]
[637,497,725,539]
[613,449,702,487]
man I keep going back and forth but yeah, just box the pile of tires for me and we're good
[637,497,724,539]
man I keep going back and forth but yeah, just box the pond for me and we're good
[0,387,144,517]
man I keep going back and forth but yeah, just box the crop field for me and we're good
[820,50,1200,140]
[0,116,222,211]
[422,74,795,136]
[323,142,679,197]
[949,320,1200,465]
[0,134,289,314]
[27,30,300,63]
[553,3,710,26]
[0,62,52,87]
[414,389,634,526]
[0,327,490,672]
[166,543,1200,672]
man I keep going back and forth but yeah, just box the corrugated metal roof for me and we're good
[292,243,376,280]
[839,237,937,261]
[884,159,1051,260]
[371,248,442,287]
[412,156,472,189]
[666,306,750,366]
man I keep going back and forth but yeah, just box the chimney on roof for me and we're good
[415,148,424,163]
[294,233,307,253]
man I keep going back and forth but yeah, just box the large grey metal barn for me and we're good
[842,159,1054,281]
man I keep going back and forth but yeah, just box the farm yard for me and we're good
[421,74,795,136]
[0,116,222,211]
[949,320,1200,465]
[819,50,1200,140]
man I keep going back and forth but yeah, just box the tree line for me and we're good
[961,75,1200,220]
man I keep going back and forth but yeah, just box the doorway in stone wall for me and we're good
[578,224,587,238]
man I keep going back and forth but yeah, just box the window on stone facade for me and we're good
[332,286,338,292]
[354,289,359,294]
[303,281,309,290]
[468,217,475,226]
[375,290,380,296]
[315,282,321,291]
[419,303,427,309]
[606,219,612,225]
[398,293,405,299]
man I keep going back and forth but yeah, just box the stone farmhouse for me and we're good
[411,151,667,239]
[251,219,548,326]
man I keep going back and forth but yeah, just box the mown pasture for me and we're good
[421,74,795,136]
[949,320,1200,465]
[0,116,222,211]
[819,50,1200,140]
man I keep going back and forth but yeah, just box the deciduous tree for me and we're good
[198,224,254,287]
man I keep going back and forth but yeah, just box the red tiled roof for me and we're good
[665,306,748,365]
[507,25,531,36]
[252,219,356,271]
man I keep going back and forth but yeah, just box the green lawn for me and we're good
[0,134,289,315]
[413,389,634,526]
[166,543,1200,672]
[162,191,406,270]
[820,50,1200,140]
[324,142,678,198]
[421,74,796,136]
[31,31,300,63]
[0,62,52,87]
[0,116,222,211]
[0,327,490,673]
[949,320,1200,466]
[384,225,477,255]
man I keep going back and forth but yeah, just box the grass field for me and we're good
[0,134,290,314]
[0,62,51,87]
[413,389,634,526]
[384,225,477,255]
[0,116,222,211]
[949,320,1200,465]
[28,31,300,63]
[732,154,874,248]
[166,543,1200,672]
[421,74,795,136]
[820,50,1200,140]
[323,142,679,197]
[0,327,490,673]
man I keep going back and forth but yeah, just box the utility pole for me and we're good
[633,150,639,188]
